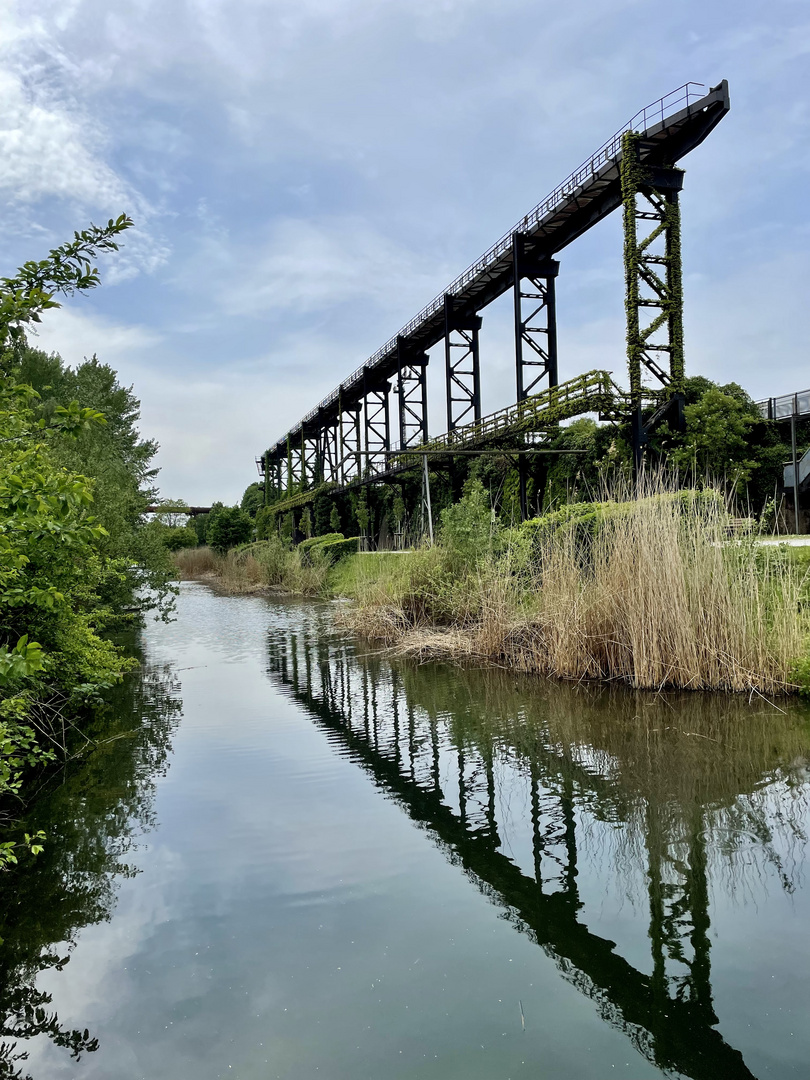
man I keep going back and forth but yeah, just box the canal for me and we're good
[2,581,810,1078]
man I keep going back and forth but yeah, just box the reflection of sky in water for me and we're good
[14,581,810,1079]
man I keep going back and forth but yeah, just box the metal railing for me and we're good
[757,390,810,421]
[283,82,706,442]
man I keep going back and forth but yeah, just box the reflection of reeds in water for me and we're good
[345,479,807,694]
[400,661,810,898]
[267,614,810,1075]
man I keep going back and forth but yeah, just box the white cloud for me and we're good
[0,2,169,275]
[33,305,162,370]
[219,216,455,318]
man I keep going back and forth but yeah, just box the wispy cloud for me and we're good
[2,0,809,503]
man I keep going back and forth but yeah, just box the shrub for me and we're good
[163,524,198,551]
[316,537,358,562]
[207,506,253,552]
[439,479,497,570]
[298,532,343,552]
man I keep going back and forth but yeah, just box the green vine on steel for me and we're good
[621,131,647,405]
[621,131,686,403]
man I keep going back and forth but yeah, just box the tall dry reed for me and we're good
[173,539,331,597]
[345,479,808,694]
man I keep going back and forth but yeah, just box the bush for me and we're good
[207,506,254,552]
[163,524,198,551]
[298,532,343,552]
[439,479,497,569]
[316,537,358,562]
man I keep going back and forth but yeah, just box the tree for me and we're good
[240,482,265,518]
[162,525,198,551]
[670,387,758,488]
[329,503,341,533]
[14,349,174,617]
[207,506,253,552]
[0,215,148,868]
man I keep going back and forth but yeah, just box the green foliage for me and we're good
[439,480,497,568]
[15,349,176,619]
[0,215,175,871]
[299,506,313,539]
[192,512,210,545]
[207,505,254,552]
[313,493,333,536]
[240,482,265,518]
[789,655,810,697]
[315,536,358,562]
[298,532,343,552]
[254,504,275,541]
[669,386,758,487]
[162,525,198,552]
[0,216,132,373]
[355,488,370,534]
[329,503,341,533]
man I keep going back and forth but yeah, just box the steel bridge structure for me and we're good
[266,620,758,1080]
[259,80,730,520]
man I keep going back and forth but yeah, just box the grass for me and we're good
[339,478,810,695]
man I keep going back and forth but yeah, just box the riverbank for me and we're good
[175,487,810,695]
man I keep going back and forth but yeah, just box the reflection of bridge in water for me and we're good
[265,619,771,1080]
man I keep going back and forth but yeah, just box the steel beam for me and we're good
[513,234,559,402]
[396,336,429,448]
[322,422,339,484]
[444,294,482,431]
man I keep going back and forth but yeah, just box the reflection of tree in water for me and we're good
[266,614,810,1080]
[0,661,182,1079]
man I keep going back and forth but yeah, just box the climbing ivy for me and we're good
[620,131,686,402]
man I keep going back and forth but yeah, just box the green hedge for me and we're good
[298,532,343,552]
[315,537,359,562]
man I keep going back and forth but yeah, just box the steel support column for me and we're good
[396,336,429,448]
[363,371,391,476]
[513,234,559,402]
[444,295,482,431]
[322,422,338,483]
[337,389,362,484]
[621,131,686,474]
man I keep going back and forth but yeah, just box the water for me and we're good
[3,583,810,1079]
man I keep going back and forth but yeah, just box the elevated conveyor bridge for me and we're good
[259,80,731,517]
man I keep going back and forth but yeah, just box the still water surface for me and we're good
[3,582,810,1078]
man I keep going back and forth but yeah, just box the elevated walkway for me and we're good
[267,369,634,515]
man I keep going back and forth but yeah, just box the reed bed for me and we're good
[342,480,808,695]
[173,539,331,597]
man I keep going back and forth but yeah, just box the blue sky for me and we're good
[1,0,808,504]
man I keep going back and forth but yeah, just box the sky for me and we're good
[1,0,808,505]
